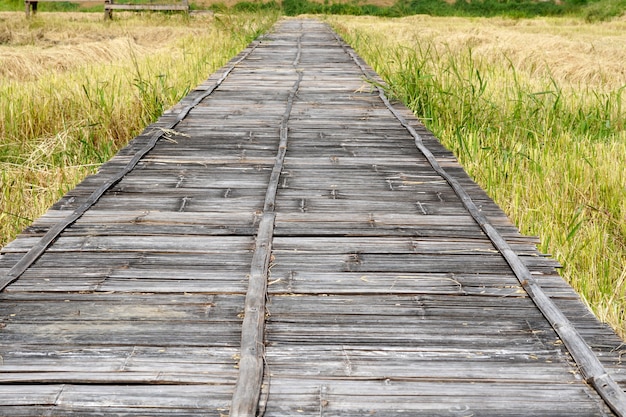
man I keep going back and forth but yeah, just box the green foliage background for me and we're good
[280,0,625,20]
[1,0,624,20]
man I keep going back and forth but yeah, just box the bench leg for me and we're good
[25,1,38,18]
[104,0,112,19]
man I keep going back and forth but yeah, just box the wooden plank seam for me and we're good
[332,27,626,417]
[230,34,303,417]
[0,38,264,293]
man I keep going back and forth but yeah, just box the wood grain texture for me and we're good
[0,18,625,417]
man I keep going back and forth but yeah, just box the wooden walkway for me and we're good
[1,18,626,416]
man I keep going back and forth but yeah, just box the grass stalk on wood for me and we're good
[0,11,278,247]
[330,15,626,338]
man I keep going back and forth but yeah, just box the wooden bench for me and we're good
[24,0,189,19]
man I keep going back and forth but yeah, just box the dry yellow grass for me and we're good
[332,15,626,88]
[0,12,216,80]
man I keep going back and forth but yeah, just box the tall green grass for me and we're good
[331,16,626,337]
[280,0,625,20]
[0,11,279,247]
[283,0,572,18]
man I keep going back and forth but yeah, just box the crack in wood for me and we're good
[319,384,329,417]
[178,196,190,212]
[287,270,295,294]
[345,253,362,272]
[341,348,353,377]
[367,213,376,228]
[131,211,150,223]
[175,173,185,188]
[52,384,66,407]
[119,346,137,372]
[413,295,427,319]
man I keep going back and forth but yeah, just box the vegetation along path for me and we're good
[1,18,625,416]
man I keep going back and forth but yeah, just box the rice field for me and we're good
[329,15,626,337]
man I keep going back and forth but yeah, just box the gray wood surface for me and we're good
[1,18,625,417]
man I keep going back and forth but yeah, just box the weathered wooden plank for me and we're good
[18,210,259,239]
[0,372,228,384]
[0,321,241,347]
[272,236,498,253]
[0,345,239,384]
[31,210,258,226]
[2,236,254,254]
[265,293,545,316]
[0,406,228,417]
[231,50,303,417]
[262,378,612,416]
[0,384,232,408]
[266,270,546,296]
[263,346,577,382]
[0,293,241,320]
[87,195,264,212]
[1,251,252,271]
[230,214,275,416]
[269,252,512,273]
[0,384,62,405]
